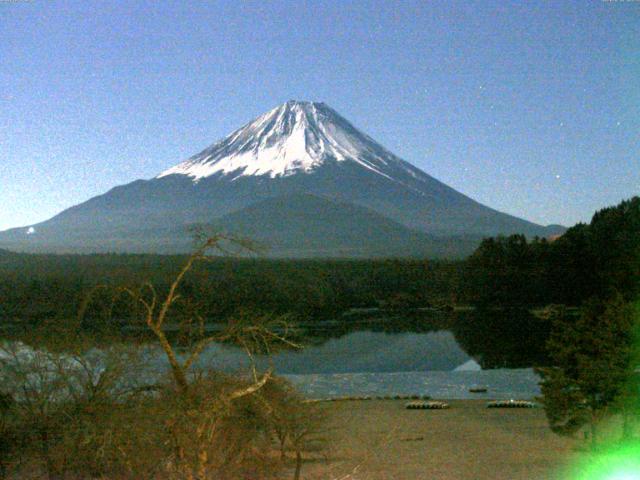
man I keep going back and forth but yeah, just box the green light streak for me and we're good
[571,441,640,480]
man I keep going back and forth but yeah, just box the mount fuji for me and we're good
[0,101,563,257]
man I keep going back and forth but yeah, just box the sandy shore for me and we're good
[300,399,580,480]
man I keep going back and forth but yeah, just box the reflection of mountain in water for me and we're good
[453,359,481,371]
[194,308,550,374]
[450,308,551,369]
[197,330,471,374]
[1,309,550,374]
[289,308,551,371]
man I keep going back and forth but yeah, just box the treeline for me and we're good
[466,196,640,307]
[0,253,465,329]
[0,239,326,479]
[2,196,638,330]
[466,197,640,445]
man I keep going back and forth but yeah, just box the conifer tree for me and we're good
[536,296,638,446]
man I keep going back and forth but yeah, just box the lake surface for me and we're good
[284,369,541,400]
[189,328,542,399]
[2,309,548,400]
[195,330,473,374]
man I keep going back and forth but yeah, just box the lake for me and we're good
[191,325,544,399]
[1,309,549,400]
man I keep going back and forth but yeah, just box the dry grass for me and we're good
[300,399,580,480]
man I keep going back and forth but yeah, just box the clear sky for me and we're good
[1,0,638,231]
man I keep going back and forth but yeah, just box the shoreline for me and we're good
[300,399,578,480]
[284,368,542,401]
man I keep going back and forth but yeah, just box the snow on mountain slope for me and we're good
[0,100,564,255]
[157,100,412,182]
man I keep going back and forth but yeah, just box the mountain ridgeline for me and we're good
[0,101,563,257]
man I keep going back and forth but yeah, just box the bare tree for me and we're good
[1,234,313,480]
[0,339,146,479]
[102,234,301,479]
[108,235,296,392]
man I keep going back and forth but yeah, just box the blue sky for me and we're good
[1,0,638,231]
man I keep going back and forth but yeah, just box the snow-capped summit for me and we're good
[157,100,409,181]
[0,100,564,256]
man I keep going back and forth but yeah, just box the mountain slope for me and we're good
[212,194,481,258]
[0,100,562,256]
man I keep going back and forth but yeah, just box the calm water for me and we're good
[284,369,540,400]
[192,328,542,399]
[195,330,472,374]
[2,309,548,399]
